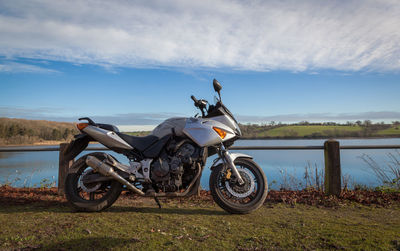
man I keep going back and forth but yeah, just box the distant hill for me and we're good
[0,118,78,146]
[239,122,400,139]
[1,118,399,146]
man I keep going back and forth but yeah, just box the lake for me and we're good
[1,138,399,190]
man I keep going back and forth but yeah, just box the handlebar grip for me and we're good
[191,95,199,104]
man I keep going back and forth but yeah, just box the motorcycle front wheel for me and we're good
[209,158,268,214]
[65,152,123,212]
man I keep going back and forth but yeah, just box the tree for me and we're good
[27,129,34,137]
[51,129,62,140]
[363,120,372,127]
[7,124,17,137]
[63,129,70,139]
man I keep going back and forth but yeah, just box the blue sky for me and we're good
[0,0,399,130]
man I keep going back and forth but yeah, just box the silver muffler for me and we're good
[85,156,145,196]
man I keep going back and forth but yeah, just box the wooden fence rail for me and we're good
[1,141,399,196]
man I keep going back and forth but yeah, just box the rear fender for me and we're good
[63,134,92,161]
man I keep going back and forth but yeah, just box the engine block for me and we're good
[150,142,200,192]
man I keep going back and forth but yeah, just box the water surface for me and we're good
[1,138,399,189]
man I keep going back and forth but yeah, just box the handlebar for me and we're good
[191,95,207,117]
[191,95,199,106]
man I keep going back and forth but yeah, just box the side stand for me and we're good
[154,197,162,209]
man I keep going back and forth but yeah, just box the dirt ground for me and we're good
[1,186,399,208]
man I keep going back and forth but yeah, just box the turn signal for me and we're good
[77,123,89,130]
[213,127,227,139]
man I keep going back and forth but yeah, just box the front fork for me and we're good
[218,144,245,185]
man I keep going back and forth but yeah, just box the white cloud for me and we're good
[0,0,399,72]
[0,61,59,73]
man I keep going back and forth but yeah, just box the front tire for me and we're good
[65,152,123,212]
[210,158,268,214]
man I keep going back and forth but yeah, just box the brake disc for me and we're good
[225,168,255,198]
[79,169,102,193]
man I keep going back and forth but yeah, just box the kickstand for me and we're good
[154,197,162,209]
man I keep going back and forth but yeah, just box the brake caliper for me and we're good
[226,169,232,180]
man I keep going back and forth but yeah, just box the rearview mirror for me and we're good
[213,79,222,93]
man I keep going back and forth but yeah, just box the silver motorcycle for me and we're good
[64,79,268,214]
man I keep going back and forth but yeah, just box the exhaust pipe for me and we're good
[85,156,145,196]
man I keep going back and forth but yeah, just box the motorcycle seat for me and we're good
[116,133,159,152]
[98,123,120,133]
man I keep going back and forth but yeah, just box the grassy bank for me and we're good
[240,124,400,139]
[0,118,77,146]
[1,187,399,250]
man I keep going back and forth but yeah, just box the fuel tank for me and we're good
[152,117,187,138]
[152,116,236,147]
[182,117,235,147]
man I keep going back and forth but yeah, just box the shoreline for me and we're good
[0,136,399,147]
[241,135,400,140]
[0,141,98,148]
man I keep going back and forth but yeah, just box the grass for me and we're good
[262,125,361,137]
[377,126,400,136]
[125,131,151,136]
[1,198,400,250]
[242,125,400,138]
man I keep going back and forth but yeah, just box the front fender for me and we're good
[211,152,253,169]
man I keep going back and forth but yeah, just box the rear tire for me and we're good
[64,152,123,212]
[210,158,268,214]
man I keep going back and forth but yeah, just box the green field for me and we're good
[260,125,361,137]
[126,131,151,137]
[242,125,400,138]
[1,198,400,250]
[377,126,400,136]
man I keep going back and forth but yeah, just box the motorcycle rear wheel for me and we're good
[209,158,268,214]
[65,152,123,212]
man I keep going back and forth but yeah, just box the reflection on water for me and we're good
[0,152,17,159]
[0,151,59,187]
[1,139,399,189]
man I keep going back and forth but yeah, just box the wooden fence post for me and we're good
[324,140,341,196]
[58,143,74,195]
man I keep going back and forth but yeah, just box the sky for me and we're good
[0,0,399,131]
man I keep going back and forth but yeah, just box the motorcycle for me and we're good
[64,79,268,214]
